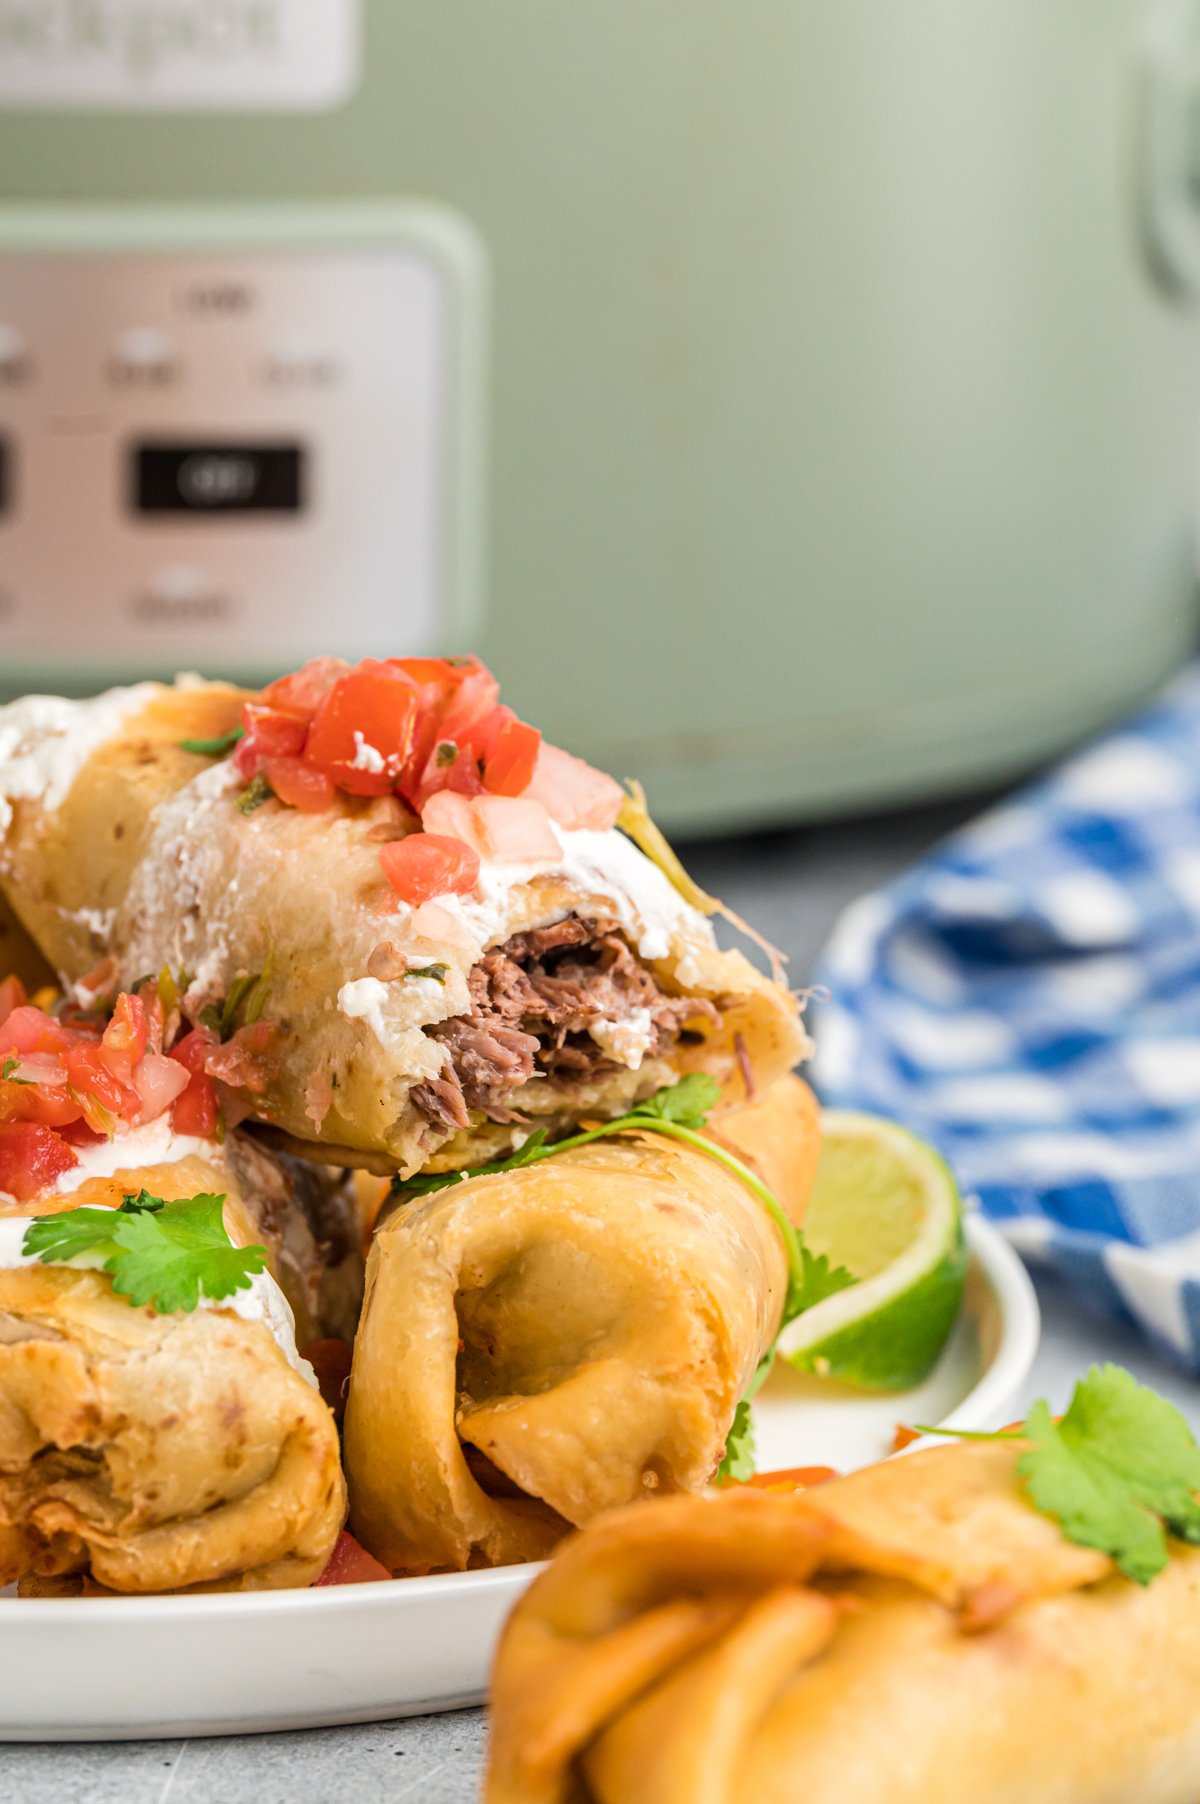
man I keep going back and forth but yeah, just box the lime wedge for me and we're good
[776,1110,967,1392]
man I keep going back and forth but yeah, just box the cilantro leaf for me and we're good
[22,1208,121,1264]
[119,1189,166,1215]
[784,1244,857,1329]
[106,1193,268,1313]
[179,726,245,758]
[629,1072,722,1130]
[920,1365,1200,1585]
[718,1398,757,1483]
[24,1191,268,1315]
[1018,1368,1200,1584]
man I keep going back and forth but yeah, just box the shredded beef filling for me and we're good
[411,916,719,1131]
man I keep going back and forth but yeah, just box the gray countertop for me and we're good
[7,798,1200,1804]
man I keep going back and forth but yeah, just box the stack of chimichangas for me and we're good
[7,658,1198,1798]
[0,655,820,1591]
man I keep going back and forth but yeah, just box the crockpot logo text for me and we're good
[0,2,282,80]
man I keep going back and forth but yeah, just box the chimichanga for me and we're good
[486,1438,1200,1804]
[0,665,805,1175]
[343,1077,820,1574]
[0,1144,347,1594]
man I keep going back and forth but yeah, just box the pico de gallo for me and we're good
[228,655,624,906]
[0,971,277,1204]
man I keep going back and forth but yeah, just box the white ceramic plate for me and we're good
[0,1213,1037,1742]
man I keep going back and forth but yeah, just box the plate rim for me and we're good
[0,1212,1038,1628]
[940,1211,1039,1433]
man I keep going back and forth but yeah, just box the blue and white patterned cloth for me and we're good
[812,667,1200,1372]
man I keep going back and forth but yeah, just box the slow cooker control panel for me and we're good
[0,209,484,688]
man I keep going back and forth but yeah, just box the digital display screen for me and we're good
[133,443,304,515]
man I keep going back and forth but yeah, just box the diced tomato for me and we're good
[404,659,502,794]
[0,1006,74,1060]
[436,666,501,749]
[136,982,166,1057]
[0,976,26,1031]
[204,1020,279,1096]
[0,1059,79,1129]
[738,1466,840,1491]
[304,662,420,797]
[259,657,348,719]
[243,703,311,753]
[312,1531,392,1587]
[389,661,457,778]
[0,987,222,1170]
[0,1122,77,1202]
[460,700,512,762]
[264,755,336,813]
[481,715,542,798]
[102,993,148,1065]
[392,654,496,735]
[404,737,484,812]
[236,704,310,779]
[253,654,550,827]
[525,742,624,832]
[58,1118,106,1148]
[172,1071,218,1137]
[170,1026,215,1077]
[378,833,481,904]
[388,655,484,689]
[301,1337,353,1415]
[169,1027,219,1137]
[65,1044,140,1134]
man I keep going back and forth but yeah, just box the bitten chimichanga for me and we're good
[0,662,805,1175]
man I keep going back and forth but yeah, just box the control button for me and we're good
[132,442,305,515]
[128,565,236,625]
[178,278,256,318]
[110,327,178,387]
[0,437,11,516]
[0,326,30,385]
[262,337,341,387]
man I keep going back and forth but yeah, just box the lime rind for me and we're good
[776,1112,967,1392]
